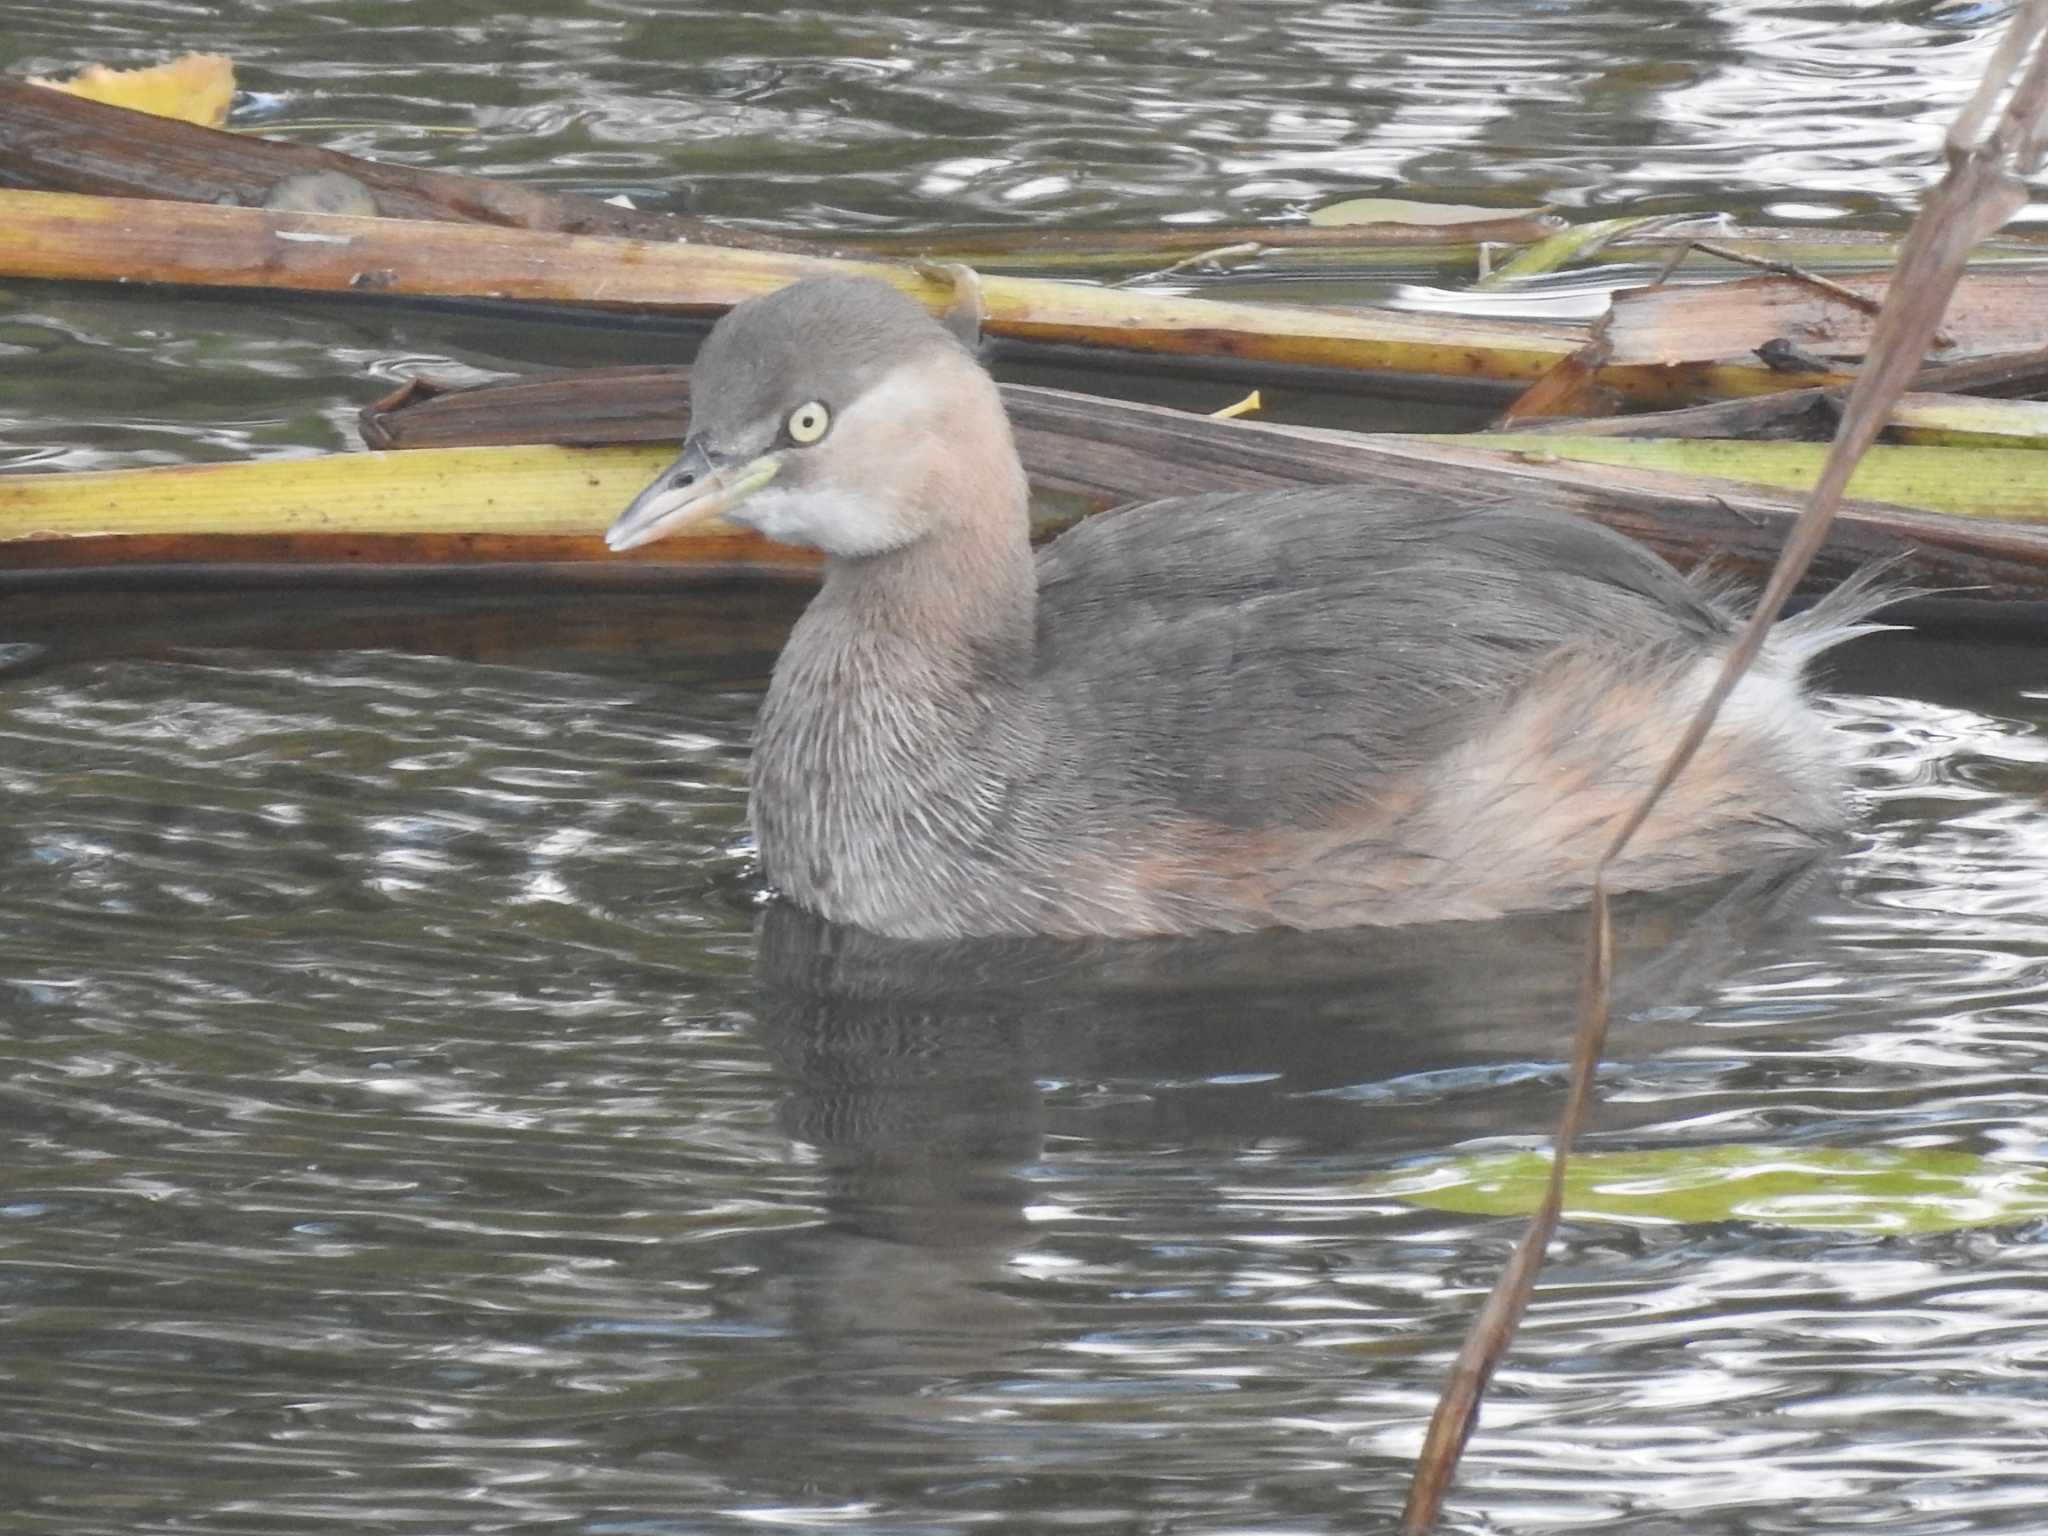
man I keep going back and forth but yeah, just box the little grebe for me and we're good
[609,277,1885,941]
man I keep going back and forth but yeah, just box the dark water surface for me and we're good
[6,4,2048,1532]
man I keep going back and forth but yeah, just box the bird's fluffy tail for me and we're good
[1769,561,1912,670]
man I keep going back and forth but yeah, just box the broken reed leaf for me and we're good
[27,53,234,127]
[1209,389,1263,420]
[0,441,1080,576]
[1501,373,2048,442]
[1597,224,2048,275]
[1369,1145,2048,1236]
[1599,268,2048,370]
[1500,389,1833,440]
[1884,390,2048,447]
[1493,267,2048,411]
[0,189,1583,389]
[1453,434,2048,521]
[862,215,1566,273]
[1475,214,1671,289]
[0,443,676,540]
[1307,196,1553,228]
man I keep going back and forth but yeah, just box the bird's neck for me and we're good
[769,509,1040,769]
[828,517,1037,667]
[749,479,1049,937]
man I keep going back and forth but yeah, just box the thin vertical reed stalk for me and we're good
[1400,7,2048,1528]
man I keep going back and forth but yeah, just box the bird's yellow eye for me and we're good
[786,401,831,445]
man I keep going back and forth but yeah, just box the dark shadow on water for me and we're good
[747,857,1839,1233]
[693,863,1845,1427]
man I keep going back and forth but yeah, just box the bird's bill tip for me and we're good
[604,451,780,553]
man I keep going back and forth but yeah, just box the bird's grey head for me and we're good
[607,276,1006,559]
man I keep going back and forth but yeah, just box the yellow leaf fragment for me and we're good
[1477,215,1669,288]
[0,443,670,540]
[1308,196,1550,228]
[1444,433,2048,521]
[28,53,235,128]
[1208,390,1263,420]
[1886,391,2048,448]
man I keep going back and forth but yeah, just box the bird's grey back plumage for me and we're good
[1033,489,1766,828]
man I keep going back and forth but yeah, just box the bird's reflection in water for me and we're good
[744,860,1837,1362]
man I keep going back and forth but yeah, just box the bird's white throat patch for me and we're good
[736,481,910,557]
